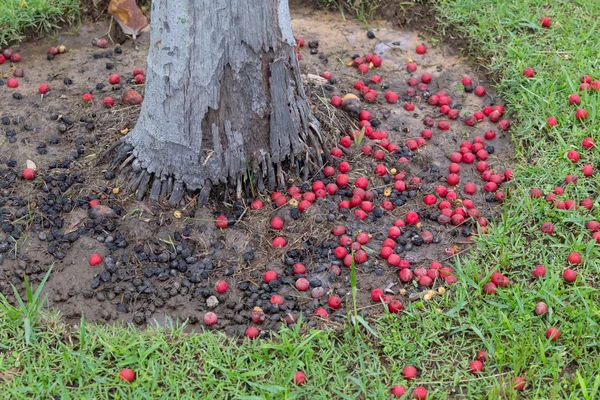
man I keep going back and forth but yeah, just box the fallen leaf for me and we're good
[108,0,149,40]
[26,160,37,171]
[0,368,18,383]
[64,216,86,234]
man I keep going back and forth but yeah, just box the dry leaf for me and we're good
[108,0,148,40]
[64,216,86,234]
[0,368,19,383]
[26,160,37,171]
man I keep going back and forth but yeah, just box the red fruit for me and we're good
[370,75,381,84]
[371,288,383,302]
[563,268,577,283]
[540,222,554,234]
[385,91,399,103]
[423,194,436,206]
[583,165,593,176]
[89,253,103,266]
[119,368,136,382]
[358,64,369,74]
[375,164,387,176]
[334,246,347,259]
[405,211,419,225]
[101,96,116,109]
[540,16,551,27]
[2,49,12,58]
[314,308,328,318]
[462,76,472,86]
[535,302,548,315]
[215,215,228,229]
[96,38,108,48]
[447,174,459,186]
[568,252,581,265]
[576,108,588,120]
[546,327,561,341]
[388,299,403,313]
[134,74,145,84]
[263,270,278,282]
[532,265,546,278]
[245,326,259,339]
[413,386,428,400]
[474,86,486,97]
[546,116,557,127]
[523,67,535,78]
[469,360,484,374]
[438,120,450,130]
[108,74,121,85]
[498,120,510,131]
[270,295,284,305]
[331,147,343,158]
[569,93,581,105]
[22,168,36,180]
[416,44,426,54]
[339,136,352,148]
[328,296,342,309]
[483,282,497,295]
[372,56,382,67]
[336,174,349,187]
[272,237,287,247]
[354,81,365,90]
[399,269,413,282]
[89,199,100,208]
[513,376,526,391]
[330,96,342,108]
[133,67,144,76]
[402,365,417,380]
[421,73,432,83]
[296,278,310,291]
[215,280,228,293]
[391,385,407,397]
[476,350,487,362]
[448,109,459,120]
[464,183,477,195]
[567,150,580,162]
[404,102,415,111]
[82,93,93,102]
[7,78,18,89]
[380,247,393,259]
[0,54,4,64]
[292,371,306,386]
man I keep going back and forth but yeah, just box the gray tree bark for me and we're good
[115,0,326,206]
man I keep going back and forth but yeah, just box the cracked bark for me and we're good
[114,0,325,204]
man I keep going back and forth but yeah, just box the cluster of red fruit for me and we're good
[0,48,22,64]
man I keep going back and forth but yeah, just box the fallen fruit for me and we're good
[292,371,306,385]
[469,360,484,374]
[546,327,561,340]
[245,326,259,339]
[540,16,551,27]
[523,67,535,78]
[264,270,278,283]
[391,385,407,397]
[413,386,428,400]
[215,215,228,229]
[82,93,93,102]
[402,365,417,380]
[328,296,342,309]
[22,168,36,180]
[119,368,136,382]
[204,312,217,326]
[103,97,115,108]
[567,252,581,265]
[416,44,426,54]
[513,376,526,391]
[89,253,103,266]
[215,280,228,293]
[7,78,18,88]
[532,265,546,278]
[563,268,577,283]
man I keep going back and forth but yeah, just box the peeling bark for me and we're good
[121,0,325,202]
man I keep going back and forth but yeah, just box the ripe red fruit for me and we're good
[298,199,311,212]
[89,199,100,208]
[22,168,36,180]
[438,120,450,130]
[328,296,342,309]
[385,91,399,103]
[331,96,342,107]
[391,385,407,397]
[474,86,486,97]
[108,74,121,85]
[404,102,415,111]
[405,211,419,225]
[402,365,417,380]
[272,237,287,247]
[413,386,428,400]
[423,194,436,206]
[567,150,580,162]
[292,371,306,385]
[204,312,218,326]
[119,368,136,382]
[134,74,145,84]
[464,183,477,195]
[421,73,432,83]
[245,326,259,339]
[388,299,403,313]
[546,327,561,341]
[89,253,103,266]
[7,78,18,88]
[469,360,484,374]
[583,165,593,176]
[575,108,588,120]
[102,96,115,108]
[371,288,383,302]
[416,44,426,54]
[82,93,93,102]
[582,137,595,149]
[513,376,526,391]
[523,67,535,78]
[483,282,497,295]
[371,55,382,67]
[296,278,310,291]
[447,174,459,186]
[215,280,228,293]
[263,270,278,283]
[314,308,328,317]
[546,116,557,127]
[336,174,349,187]
[568,93,581,105]
[535,301,548,315]
[563,269,577,283]
[540,16,551,27]
[462,76,472,86]
[270,295,284,305]
[568,252,581,265]
[37,83,50,94]
[10,53,21,63]
[540,222,554,234]
[476,350,487,362]
[215,215,228,229]
[357,64,369,74]
[532,265,546,278]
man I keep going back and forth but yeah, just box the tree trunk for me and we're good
[119,0,325,205]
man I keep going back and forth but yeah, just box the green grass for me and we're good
[3,0,600,398]
[0,0,79,46]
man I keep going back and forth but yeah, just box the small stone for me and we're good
[206,295,219,308]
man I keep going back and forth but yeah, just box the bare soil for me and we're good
[0,7,512,336]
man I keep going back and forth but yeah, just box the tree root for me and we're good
[101,115,330,207]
